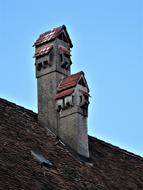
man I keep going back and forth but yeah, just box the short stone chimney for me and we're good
[33,25,90,158]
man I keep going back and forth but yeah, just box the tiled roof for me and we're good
[57,71,84,92]
[56,89,74,100]
[33,25,73,48]
[0,98,143,189]
[34,44,53,58]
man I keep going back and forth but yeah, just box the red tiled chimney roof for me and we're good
[34,44,53,58]
[57,71,84,92]
[33,25,73,48]
[56,71,90,100]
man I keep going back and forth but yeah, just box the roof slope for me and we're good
[0,98,143,190]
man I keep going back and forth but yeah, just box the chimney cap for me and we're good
[33,25,73,48]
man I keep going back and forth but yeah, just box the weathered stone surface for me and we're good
[0,98,143,190]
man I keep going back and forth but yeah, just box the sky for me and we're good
[0,0,143,156]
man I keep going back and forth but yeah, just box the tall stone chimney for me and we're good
[56,71,90,157]
[33,25,73,135]
[33,25,90,158]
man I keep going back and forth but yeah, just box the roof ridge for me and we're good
[60,71,84,83]
[69,71,84,77]
[0,98,37,117]
[89,136,143,161]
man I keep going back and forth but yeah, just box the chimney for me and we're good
[33,25,90,158]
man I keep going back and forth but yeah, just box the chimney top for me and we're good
[33,25,73,48]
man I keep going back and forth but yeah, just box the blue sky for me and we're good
[0,0,143,156]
